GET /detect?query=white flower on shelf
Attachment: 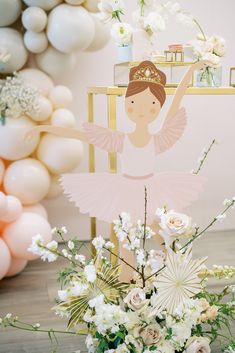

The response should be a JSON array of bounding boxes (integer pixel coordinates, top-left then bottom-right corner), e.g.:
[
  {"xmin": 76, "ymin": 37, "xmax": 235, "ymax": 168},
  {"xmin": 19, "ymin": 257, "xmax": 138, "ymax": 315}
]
[
  {"xmin": 111, "ymin": 22, "xmax": 133, "ymax": 46},
  {"xmin": 176, "ymin": 11, "xmax": 195, "ymax": 27},
  {"xmin": 98, "ymin": 0, "xmax": 125, "ymax": 23},
  {"xmin": 143, "ymin": 11, "xmax": 166, "ymax": 34},
  {"xmin": 84, "ymin": 264, "xmax": 97, "ymax": 283}
]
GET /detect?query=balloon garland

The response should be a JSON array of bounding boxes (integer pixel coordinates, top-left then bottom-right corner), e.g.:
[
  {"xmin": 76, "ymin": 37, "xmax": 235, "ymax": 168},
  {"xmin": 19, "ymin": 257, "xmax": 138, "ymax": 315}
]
[
  {"xmin": 0, "ymin": 0, "xmax": 109, "ymax": 78},
  {"xmin": 0, "ymin": 68, "xmax": 83, "ymax": 279}
]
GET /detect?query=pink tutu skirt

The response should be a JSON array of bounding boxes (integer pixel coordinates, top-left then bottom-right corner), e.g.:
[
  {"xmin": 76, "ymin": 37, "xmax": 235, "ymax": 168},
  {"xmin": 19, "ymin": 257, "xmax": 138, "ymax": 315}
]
[{"xmin": 60, "ymin": 172, "xmax": 205, "ymax": 224}]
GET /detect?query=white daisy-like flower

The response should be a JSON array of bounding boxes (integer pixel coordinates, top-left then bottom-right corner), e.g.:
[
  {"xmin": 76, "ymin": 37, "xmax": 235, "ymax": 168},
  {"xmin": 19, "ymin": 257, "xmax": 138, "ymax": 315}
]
[
  {"xmin": 84, "ymin": 264, "xmax": 97, "ymax": 283},
  {"xmin": 151, "ymin": 247, "xmax": 207, "ymax": 315}
]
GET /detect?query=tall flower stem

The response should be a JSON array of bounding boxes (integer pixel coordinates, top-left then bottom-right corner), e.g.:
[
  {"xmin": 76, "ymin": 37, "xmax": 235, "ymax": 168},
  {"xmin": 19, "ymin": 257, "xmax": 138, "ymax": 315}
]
[
  {"xmin": 193, "ymin": 18, "xmax": 207, "ymax": 41},
  {"xmin": 192, "ymin": 139, "xmax": 217, "ymax": 175},
  {"xmin": 141, "ymin": 186, "xmax": 148, "ymax": 288}
]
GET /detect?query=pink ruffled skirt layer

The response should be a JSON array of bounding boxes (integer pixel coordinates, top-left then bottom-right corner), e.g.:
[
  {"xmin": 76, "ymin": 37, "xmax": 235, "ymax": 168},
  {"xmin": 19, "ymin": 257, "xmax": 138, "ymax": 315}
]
[{"xmin": 60, "ymin": 173, "xmax": 204, "ymax": 224}]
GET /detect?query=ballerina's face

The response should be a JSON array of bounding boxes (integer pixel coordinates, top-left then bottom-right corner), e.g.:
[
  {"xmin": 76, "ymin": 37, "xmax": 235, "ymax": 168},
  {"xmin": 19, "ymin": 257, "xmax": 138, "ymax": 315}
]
[{"xmin": 125, "ymin": 88, "xmax": 161, "ymax": 124}]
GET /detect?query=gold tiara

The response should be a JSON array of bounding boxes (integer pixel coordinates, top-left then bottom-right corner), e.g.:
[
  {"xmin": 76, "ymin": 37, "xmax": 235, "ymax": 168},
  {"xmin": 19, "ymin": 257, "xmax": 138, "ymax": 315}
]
[{"xmin": 130, "ymin": 66, "xmax": 164, "ymax": 85}]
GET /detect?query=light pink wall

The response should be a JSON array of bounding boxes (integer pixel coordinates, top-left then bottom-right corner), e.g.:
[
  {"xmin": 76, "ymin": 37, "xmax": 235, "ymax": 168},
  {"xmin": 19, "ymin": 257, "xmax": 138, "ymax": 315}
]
[{"xmin": 43, "ymin": 0, "xmax": 235, "ymax": 239}]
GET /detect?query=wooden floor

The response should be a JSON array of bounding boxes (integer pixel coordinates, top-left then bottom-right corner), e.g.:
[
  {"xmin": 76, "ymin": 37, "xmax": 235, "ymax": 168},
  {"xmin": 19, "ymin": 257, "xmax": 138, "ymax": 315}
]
[{"xmin": 0, "ymin": 230, "xmax": 234, "ymax": 353}]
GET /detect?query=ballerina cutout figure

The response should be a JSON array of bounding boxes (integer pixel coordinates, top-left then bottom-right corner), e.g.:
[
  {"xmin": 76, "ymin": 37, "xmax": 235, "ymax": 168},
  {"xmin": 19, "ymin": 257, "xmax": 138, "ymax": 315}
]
[{"xmin": 26, "ymin": 60, "xmax": 209, "ymax": 225}]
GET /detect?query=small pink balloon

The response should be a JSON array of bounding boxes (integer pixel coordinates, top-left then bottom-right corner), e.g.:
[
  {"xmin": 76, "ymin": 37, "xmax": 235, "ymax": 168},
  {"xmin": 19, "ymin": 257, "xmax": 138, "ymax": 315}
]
[
  {"xmin": 0, "ymin": 238, "xmax": 11, "ymax": 280},
  {"xmin": 2, "ymin": 212, "xmax": 52, "ymax": 260},
  {"xmin": 5, "ymin": 257, "xmax": 28, "ymax": 277},
  {"xmin": 23, "ymin": 203, "xmax": 48, "ymax": 220},
  {"xmin": 0, "ymin": 191, "xmax": 7, "ymax": 216},
  {"xmin": 1, "ymin": 195, "xmax": 23, "ymax": 222},
  {"xmin": 0, "ymin": 159, "xmax": 5, "ymax": 185}
]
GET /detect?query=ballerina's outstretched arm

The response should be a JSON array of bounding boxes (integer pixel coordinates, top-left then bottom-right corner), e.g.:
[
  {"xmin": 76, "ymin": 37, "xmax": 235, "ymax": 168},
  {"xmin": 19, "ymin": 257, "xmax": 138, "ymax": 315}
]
[
  {"xmin": 25, "ymin": 123, "xmax": 125, "ymax": 153},
  {"xmin": 165, "ymin": 60, "xmax": 211, "ymax": 120}
]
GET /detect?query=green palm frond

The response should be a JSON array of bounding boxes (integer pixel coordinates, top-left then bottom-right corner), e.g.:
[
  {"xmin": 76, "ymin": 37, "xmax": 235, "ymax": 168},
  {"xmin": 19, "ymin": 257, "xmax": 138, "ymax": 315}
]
[{"xmin": 53, "ymin": 262, "xmax": 129, "ymax": 328}]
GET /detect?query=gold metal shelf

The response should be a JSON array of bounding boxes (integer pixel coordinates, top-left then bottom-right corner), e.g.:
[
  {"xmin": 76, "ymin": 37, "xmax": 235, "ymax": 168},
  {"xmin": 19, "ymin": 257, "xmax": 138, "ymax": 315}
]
[{"xmin": 88, "ymin": 86, "xmax": 235, "ymax": 96}]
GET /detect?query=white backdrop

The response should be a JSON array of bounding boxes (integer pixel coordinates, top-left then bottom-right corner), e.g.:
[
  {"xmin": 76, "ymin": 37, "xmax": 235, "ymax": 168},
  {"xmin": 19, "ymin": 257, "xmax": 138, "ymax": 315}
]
[{"xmin": 43, "ymin": 0, "xmax": 235, "ymax": 240}]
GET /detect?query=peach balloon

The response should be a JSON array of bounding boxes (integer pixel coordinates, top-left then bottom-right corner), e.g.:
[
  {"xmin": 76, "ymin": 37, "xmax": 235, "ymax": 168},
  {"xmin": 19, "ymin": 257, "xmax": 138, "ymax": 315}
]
[
  {"xmin": 51, "ymin": 108, "xmax": 76, "ymax": 128},
  {"xmin": 5, "ymin": 258, "xmax": 28, "ymax": 277},
  {"xmin": 46, "ymin": 175, "xmax": 63, "ymax": 199},
  {"xmin": 0, "ymin": 221, "xmax": 5, "ymax": 233},
  {"xmin": 19, "ymin": 68, "xmax": 54, "ymax": 96},
  {"xmin": 37, "ymin": 134, "xmax": 83, "ymax": 174},
  {"xmin": 2, "ymin": 212, "xmax": 52, "ymax": 260},
  {"xmin": 0, "ymin": 238, "xmax": 11, "ymax": 280},
  {"xmin": 1, "ymin": 195, "xmax": 23, "ymax": 223},
  {"xmin": 23, "ymin": 203, "xmax": 48, "ymax": 220},
  {"xmin": 0, "ymin": 159, "xmax": 5, "ymax": 185},
  {"xmin": 0, "ymin": 191, "xmax": 7, "ymax": 216},
  {"xmin": 49, "ymin": 85, "xmax": 73, "ymax": 109},
  {"xmin": 29, "ymin": 96, "xmax": 53, "ymax": 122},
  {"xmin": 0, "ymin": 116, "xmax": 39, "ymax": 161},
  {"xmin": 4, "ymin": 158, "xmax": 50, "ymax": 205}
]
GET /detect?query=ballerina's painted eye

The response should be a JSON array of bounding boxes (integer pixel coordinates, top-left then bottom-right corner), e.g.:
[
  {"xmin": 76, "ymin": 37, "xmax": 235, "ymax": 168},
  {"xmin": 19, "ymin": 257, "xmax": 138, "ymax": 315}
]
[
  {"xmin": 153, "ymin": 101, "xmax": 156, "ymax": 104},
  {"xmin": 131, "ymin": 101, "xmax": 134, "ymax": 104}
]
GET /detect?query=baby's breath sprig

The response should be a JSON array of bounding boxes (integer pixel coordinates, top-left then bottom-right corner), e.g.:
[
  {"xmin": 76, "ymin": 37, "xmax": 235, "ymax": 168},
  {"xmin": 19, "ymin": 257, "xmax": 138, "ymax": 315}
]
[{"xmin": 192, "ymin": 139, "xmax": 217, "ymax": 175}]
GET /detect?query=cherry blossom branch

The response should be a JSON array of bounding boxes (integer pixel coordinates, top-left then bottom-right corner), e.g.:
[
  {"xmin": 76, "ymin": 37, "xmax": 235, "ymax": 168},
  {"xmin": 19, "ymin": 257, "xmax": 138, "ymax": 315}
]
[{"xmin": 192, "ymin": 139, "xmax": 217, "ymax": 175}]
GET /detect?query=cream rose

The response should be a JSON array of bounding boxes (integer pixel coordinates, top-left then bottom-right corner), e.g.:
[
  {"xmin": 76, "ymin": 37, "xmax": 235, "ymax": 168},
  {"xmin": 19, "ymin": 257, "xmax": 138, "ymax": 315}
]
[
  {"xmin": 133, "ymin": 323, "xmax": 163, "ymax": 346},
  {"xmin": 206, "ymin": 305, "xmax": 219, "ymax": 320},
  {"xmin": 185, "ymin": 336, "xmax": 211, "ymax": 353},
  {"xmin": 199, "ymin": 298, "xmax": 210, "ymax": 311},
  {"xmin": 124, "ymin": 288, "xmax": 148, "ymax": 311}
]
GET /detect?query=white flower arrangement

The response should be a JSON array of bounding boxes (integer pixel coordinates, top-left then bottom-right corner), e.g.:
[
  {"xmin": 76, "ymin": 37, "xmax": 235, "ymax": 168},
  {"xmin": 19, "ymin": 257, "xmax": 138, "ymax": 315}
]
[
  {"xmin": 0, "ymin": 73, "xmax": 40, "ymax": 125},
  {"xmin": 1, "ymin": 189, "xmax": 235, "ymax": 353},
  {"xmin": 111, "ymin": 22, "xmax": 134, "ymax": 46}
]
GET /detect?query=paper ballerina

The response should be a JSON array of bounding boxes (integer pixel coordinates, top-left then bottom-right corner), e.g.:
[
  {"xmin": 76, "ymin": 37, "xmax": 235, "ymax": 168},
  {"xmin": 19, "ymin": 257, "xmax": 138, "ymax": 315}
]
[{"xmin": 26, "ymin": 60, "xmax": 209, "ymax": 225}]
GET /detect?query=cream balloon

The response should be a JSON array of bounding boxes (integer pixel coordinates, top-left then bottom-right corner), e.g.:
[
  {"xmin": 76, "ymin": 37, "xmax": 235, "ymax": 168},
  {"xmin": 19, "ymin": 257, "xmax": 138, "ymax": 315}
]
[
  {"xmin": 22, "ymin": 7, "xmax": 47, "ymax": 32},
  {"xmin": 0, "ymin": 0, "xmax": 22, "ymax": 27},
  {"xmin": 0, "ymin": 239, "xmax": 11, "ymax": 280},
  {"xmin": 0, "ymin": 116, "xmax": 39, "ymax": 161},
  {"xmin": 24, "ymin": 31, "xmax": 48, "ymax": 54},
  {"xmin": 23, "ymin": 0, "xmax": 62, "ymax": 11},
  {"xmin": 0, "ymin": 191, "xmax": 7, "ymax": 216},
  {"xmin": 0, "ymin": 28, "xmax": 28, "ymax": 74},
  {"xmin": 86, "ymin": 14, "xmax": 110, "ymax": 52},
  {"xmin": 23, "ymin": 203, "xmax": 48, "ymax": 220},
  {"xmin": 0, "ymin": 159, "xmax": 5, "ymax": 185},
  {"xmin": 19, "ymin": 68, "xmax": 54, "ymax": 96},
  {"xmin": 46, "ymin": 175, "xmax": 63, "ymax": 199},
  {"xmin": 83, "ymin": 0, "xmax": 99, "ymax": 12},
  {"xmin": 49, "ymin": 86, "xmax": 73, "ymax": 109},
  {"xmin": 51, "ymin": 109, "xmax": 76, "ymax": 128},
  {"xmin": 47, "ymin": 4, "xmax": 95, "ymax": 53},
  {"xmin": 1, "ymin": 195, "xmax": 22, "ymax": 223},
  {"xmin": 4, "ymin": 158, "xmax": 50, "ymax": 205},
  {"xmin": 29, "ymin": 96, "xmax": 53, "ymax": 121},
  {"xmin": 5, "ymin": 258, "xmax": 28, "ymax": 277},
  {"xmin": 35, "ymin": 46, "xmax": 76, "ymax": 78},
  {"xmin": 37, "ymin": 134, "xmax": 83, "ymax": 174},
  {"xmin": 65, "ymin": 0, "xmax": 85, "ymax": 4},
  {"xmin": 2, "ymin": 212, "xmax": 52, "ymax": 260}
]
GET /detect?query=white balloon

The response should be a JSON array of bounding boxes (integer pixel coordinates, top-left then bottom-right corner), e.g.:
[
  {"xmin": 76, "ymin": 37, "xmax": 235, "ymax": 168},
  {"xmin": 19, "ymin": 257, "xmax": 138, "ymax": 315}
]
[
  {"xmin": 51, "ymin": 108, "xmax": 76, "ymax": 128},
  {"xmin": 47, "ymin": 4, "xmax": 95, "ymax": 53},
  {"xmin": 0, "ymin": 116, "xmax": 39, "ymax": 161},
  {"xmin": 83, "ymin": 0, "xmax": 99, "ymax": 12},
  {"xmin": 37, "ymin": 134, "xmax": 83, "ymax": 174},
  {"xmin": 4, "ymin": 158, "xmax": 50, "ymax": 205},
  {"xmin": 24, "ymin": 31, "xmax": 48, "ymax": 54},
  {"xmin": 29, "ymin": 96, "xmax": 53, "ymax": 121},
  {"xmin": 23, "ymin": 203, "xmax": 48, "ymax": 219},
  {"xmin": 0, "ymin": 28, "xmax": 28, "ymax": 74},
  {"xmin": 46, "ymin": 175, "xmax": 63, "ymax": 198},
  {"xmin": 86, "ymin": 14, "xmax": 110, "ymax": 52},
  {"xmin": 65, "ymin": 0, "xmax": 85, "ymax": 4},
  {"xmin": 1, "ymin": 195, "xmax": 23, "ymax": 223},
  {"xmin": 19, "ymin": 68, "xmax": 54, "ymax": 96},
  {"xmin": 23, "ymin": 0, "xmax": 62, "ymax": 11},
  {"xmin": 0, "ymin": 0, "xmax": 22, "ymax": 27},
  {"xmin": 22, "ymin": 7, "xmax": 47, "ymax": 32},
  {"xmin": 35, "ymin": 46, "xmax": 76, "ymax": 78},
  {"xmin": 0, "ymin": 159, "xmax": 5, "ymax": 185},
  {"xmin": 49, "ymin": 86, "xmax": 73, "ymax": 109}
]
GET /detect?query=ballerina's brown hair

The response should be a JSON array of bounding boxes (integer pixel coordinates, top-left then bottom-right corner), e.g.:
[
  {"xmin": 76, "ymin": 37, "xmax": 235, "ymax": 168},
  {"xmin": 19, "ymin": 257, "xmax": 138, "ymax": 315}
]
[{"xmin": 125, "ymin": 61, "xmax": 166, "ymax": 107}]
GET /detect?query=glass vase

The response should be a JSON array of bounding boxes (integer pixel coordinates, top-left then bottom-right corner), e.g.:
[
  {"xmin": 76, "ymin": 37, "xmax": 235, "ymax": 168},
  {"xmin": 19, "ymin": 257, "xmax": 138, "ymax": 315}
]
[
  {"xmin": 196, "ymin": 66, "xmax": 222, "ymax": 87},
  {"xmin": 117, "ymin": 45, "xmax": 133, "ymax": 63}
]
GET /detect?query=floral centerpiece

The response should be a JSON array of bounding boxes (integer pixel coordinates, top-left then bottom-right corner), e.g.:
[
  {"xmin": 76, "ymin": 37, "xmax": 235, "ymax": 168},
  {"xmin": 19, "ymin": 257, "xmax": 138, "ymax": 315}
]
[{"xmin": 1, "ymin": 187, "xmax": 235, "ymax": 353}]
